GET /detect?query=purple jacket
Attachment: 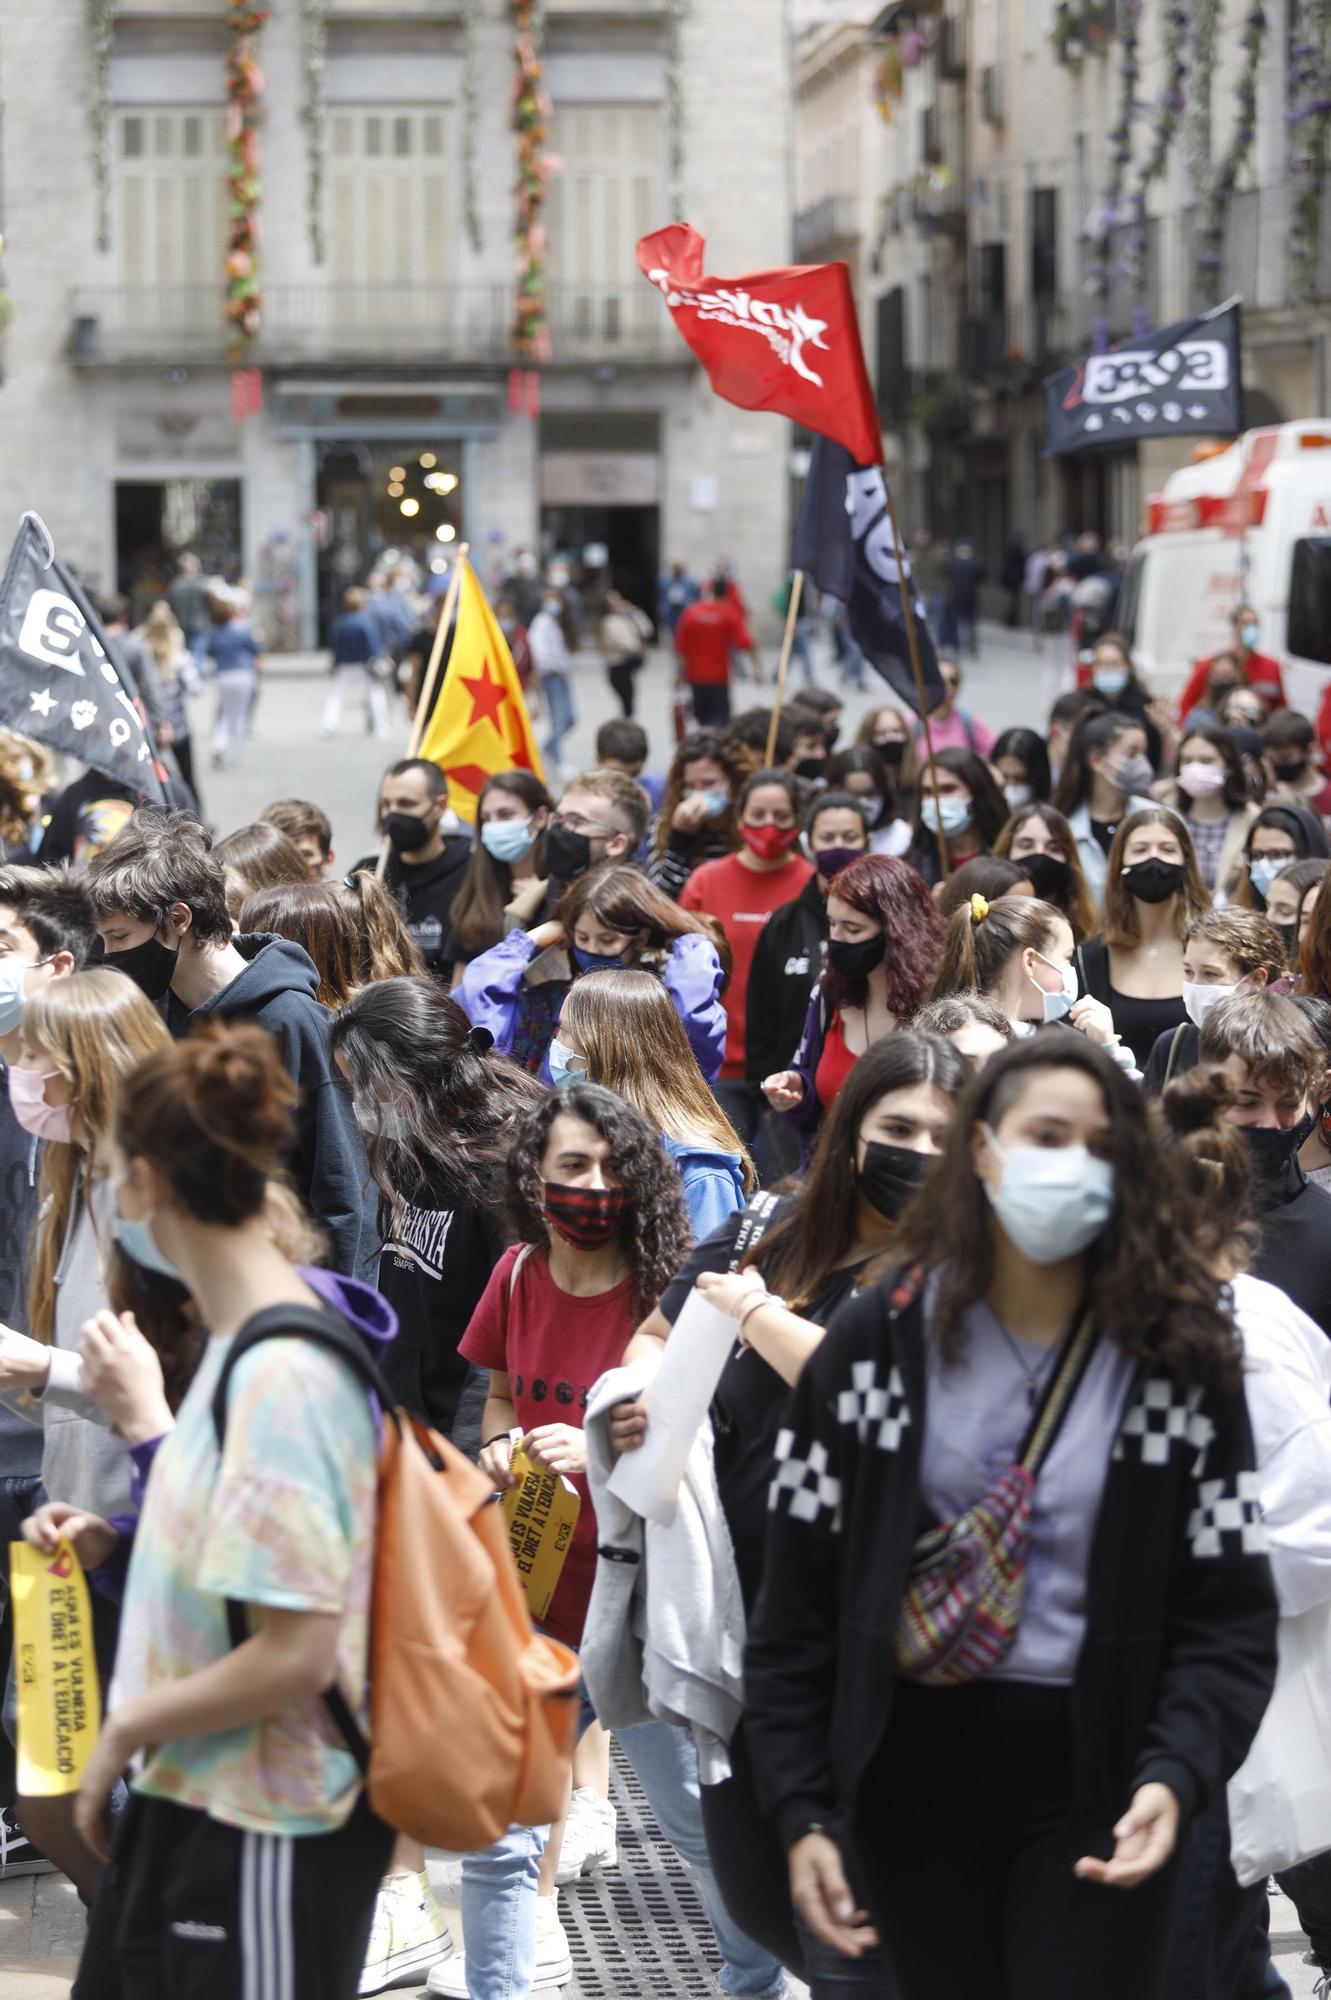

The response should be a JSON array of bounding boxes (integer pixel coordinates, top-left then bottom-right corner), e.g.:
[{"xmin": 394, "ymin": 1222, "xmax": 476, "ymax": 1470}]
[
  {"xmin": 457, "ymin": 928, "xmax": 726, "ymax": 1084},
  {"xmin": 92, "ymin": 1266, "xmax": 397, "ymax": 1602}
]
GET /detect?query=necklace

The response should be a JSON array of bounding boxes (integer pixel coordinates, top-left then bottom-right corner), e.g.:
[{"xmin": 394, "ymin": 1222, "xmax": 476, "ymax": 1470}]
[{"xmin": 992, "ymin": 1315, "xmax": 1059, "ymax": 1407}]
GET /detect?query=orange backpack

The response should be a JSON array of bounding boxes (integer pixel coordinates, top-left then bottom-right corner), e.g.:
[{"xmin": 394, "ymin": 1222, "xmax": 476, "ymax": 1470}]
[{"xmin": 213, "ymin": 1304, "xmax": 581, "ymax": 1849}]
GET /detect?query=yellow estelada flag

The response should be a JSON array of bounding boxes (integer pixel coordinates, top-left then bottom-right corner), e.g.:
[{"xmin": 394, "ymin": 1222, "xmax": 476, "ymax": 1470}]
[{"xmin": 417, "ymin": 557, "xmax": 545, "ymax": 823}]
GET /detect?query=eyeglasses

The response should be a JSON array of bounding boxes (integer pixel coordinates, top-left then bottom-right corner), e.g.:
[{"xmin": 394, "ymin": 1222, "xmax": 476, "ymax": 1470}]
[{"xmin": 555, "ymin": 811, "xmax": 618, "ymax": 837}]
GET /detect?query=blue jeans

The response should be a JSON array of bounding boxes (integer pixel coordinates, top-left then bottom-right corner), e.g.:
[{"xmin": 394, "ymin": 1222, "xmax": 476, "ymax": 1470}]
[
  {"xmin": 541, "ymin": 672, "xmax": 575, "ymax": 765},
  {"xmin": 460, "ymin": 1821, "xmax": 548, "ymax": 2000}
]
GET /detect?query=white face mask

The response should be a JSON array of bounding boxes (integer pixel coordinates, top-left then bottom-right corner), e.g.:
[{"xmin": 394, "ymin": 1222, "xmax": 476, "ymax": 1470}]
[
  {"xmin": 1177, "ymin": 761, "xmax": 1227, "ymax": 799},
  {"xmin": 1028, "ymin": 949, "xmax": 1078, "ymax": 1024},
  {"xmin": 1004, "ymin": 782, "xmax": 1034, "ymax": 812},
  {"xmin": 1183, "ymin": 980, "xmax": 1236, "ymax": 1030},
  {"xmin": 980, "ymin": 1125, "xmax": 1116, "ymax": 1264}
]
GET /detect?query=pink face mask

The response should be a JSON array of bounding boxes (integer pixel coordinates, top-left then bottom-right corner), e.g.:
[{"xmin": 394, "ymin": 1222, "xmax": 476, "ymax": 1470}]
[{"xmin": 8, "ymin": 1065, "xmax": 73, "ymax": 1144}]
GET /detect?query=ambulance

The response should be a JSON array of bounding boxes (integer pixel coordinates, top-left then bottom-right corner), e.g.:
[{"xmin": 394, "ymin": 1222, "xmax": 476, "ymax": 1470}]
[{"xmin": 1118, "ymin": 421, "xmax": 1331, "ymax": 712}]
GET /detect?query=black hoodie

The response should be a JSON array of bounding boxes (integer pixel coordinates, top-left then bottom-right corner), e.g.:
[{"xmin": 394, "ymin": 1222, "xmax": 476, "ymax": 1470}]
[
  {"xmin": 744, "ymin": 870, "xmax": 828, "ymax": 1085},
  {"xmin": 349, "ymin": 837, "xmax": 472, "ymax": 975},
  {"xmin": 163, "ymin": 934, "xmax": 377, "ymax": 1278}
]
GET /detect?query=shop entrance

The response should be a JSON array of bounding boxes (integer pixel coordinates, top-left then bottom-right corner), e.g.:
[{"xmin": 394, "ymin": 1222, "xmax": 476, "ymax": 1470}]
[
  {"xmin": 114, "ymin": 479, "xmax": 242, "ymax": 621},
  {"xmin": 539, "ymin": 505, "xmax": 660, "ymax": 625},
  {"xmin": 314, "ymin": 441, "xmax": 464, "ymax": 641}
]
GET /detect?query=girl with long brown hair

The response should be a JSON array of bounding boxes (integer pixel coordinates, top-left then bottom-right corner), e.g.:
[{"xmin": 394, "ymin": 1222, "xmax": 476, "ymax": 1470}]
[
  {"xmin": 239, "ymin": 879, "xmax": 361, "ymax": 1008},
  {"xmin": 556, "ymin": 969, "xmax": 754, "ymax": 1239},
  {"xmin": 1077, "ymin": 806, "xmax": 1211, "ymax": 1070},
  {"xmin": 448, "ymin": 770, "xmax": 553, "ymax": 968},
  {"xmin": 333, "ymin": 870, "xmax": 426, "ymax": 984},
  {"xmin": 994, "ymin": 801, "xmax": 1099, "ymax": 942}
]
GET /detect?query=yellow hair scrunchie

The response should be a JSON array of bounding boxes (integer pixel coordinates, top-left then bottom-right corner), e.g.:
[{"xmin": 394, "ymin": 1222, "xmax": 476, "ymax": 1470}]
[{"xmin": 970, "ymin": 893, "xmax": 990, "ymax": 924}]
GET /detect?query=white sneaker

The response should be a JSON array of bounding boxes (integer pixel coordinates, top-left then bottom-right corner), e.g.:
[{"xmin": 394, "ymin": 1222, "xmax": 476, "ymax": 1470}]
[
  {"xmin": 360, "ymin": 1870, "xmax": 455, "ymax": 1995},
  {"xmin": 554, "ymin": 1787, "xmax": 618, "ymax": 1885},
  {"xmin": 427, "ymin": 1898, "xmax": 571, "ymax": 1997}
]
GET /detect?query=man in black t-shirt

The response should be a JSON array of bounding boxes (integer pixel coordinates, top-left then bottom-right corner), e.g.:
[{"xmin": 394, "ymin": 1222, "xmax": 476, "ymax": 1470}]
[{"xmin": 350, "ymin": 759, "xmax": 470, "ymax": 978}]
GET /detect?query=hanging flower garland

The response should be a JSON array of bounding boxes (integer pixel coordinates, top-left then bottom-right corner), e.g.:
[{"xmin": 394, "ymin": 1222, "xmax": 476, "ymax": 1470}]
[
  {"xmin": 89, "ymin": 0, "xmax": 114, "ymax": 253},
  {"xmin": 1287, "ymin": 0, "xmax": 1331, "ymax": 303},
  {"xmin": 1195, "ymin": 2, "xmax": 1266, "ymax": 301},
  {"xmin": 666, "ymin": 0, "xmax": 687, "ymax": 218},
  {"xmin": 513, "ymin": 0, "xmax": 553, "ymax": 361},
  {"xmin": 1122, "ymin": 0, "xmax": 1187, "ymax": 297},
  {"xmin": 1087, "ymin": 0, "xmax": 1141, "ymax": 302},
  {"xmin": 225, "ymin": 2, "xmax": 267, "ymax": 356},
  {"xmin": 1184, "ymin": 0, "xmax": 1221, "ymax": 198},
  {"xmin": 462, "ymin": 0, "xmax": 483, "ymax": 254},
  {"xmin": 300, "ymin": 0, "xmax": 328, "ymax": 265}
]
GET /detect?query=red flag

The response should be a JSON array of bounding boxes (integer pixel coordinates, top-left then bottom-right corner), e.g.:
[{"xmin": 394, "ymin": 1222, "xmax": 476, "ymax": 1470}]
[{"xmin": 637, "ymin": 223, "xmax": 882, "ymax": 467}]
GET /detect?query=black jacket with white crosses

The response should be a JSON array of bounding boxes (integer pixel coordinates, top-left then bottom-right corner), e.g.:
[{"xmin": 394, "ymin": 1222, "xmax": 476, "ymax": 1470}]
[{"xmin": 743, "ymin": 1269, "xmax": 1279, "ymax": 1855}]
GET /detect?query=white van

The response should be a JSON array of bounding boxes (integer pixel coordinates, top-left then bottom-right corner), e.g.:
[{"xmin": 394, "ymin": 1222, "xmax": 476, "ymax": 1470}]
[{"xmin": 1118, "ymin": 422, "xmax": 1331, "ymax": 711}]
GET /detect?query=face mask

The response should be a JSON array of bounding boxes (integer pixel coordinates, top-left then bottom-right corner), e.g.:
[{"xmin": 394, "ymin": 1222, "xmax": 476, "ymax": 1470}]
[
  {"xmin": 794, "ymin": 756, "xmax": 826, "ymax": 783},
  {"xmin": 826, "ymin": 932, "xmax": 886, "ymax": 981},
  {"xmin": 691, "ymin": 789, "xmax": 731, "ymax": 820},
  {"xmin": 353, "ymin": 1097, "xmax": 411, "ymax": 1142},
  {"xmin": 858, "ymin": 1140, "xmax": 928, "ymax": 1220},
  {"xmin": 383, "ymin": 810, "xmax": 434, "ymax": 855},
  {"xmin": 1182, "ymin": 980, "xmax": 1236, "ymax": 1031},
  {"xmin": 1271, "ymin": 759, "xmax": 1308, "ymax": 786},
  {"xmin": 1241, "ymin": 622, "xmax": 1261, "ymax": 648},
  {"xmin": 545, "ymin": 820, "xmax": 593, "ymax": 882},
  {"xmin": 0, "ymin": 960, "xmax": 26, "ymax": 1037},
  {"xmin": 740, "ymin": 822, "xmax": 800, "ymax": 863},
  {"xmin": 480, "ymin": 817, "xmax": 536, "ymax": 865},
  {"xmin": 1242, "ymin": 1114, "xmax": 1314, "ymax": 1183},
  {"xmin": 1177, "ymin": 761, "xmax": 1226, "ymax": 799},
  {"xmin": 547, "ymin": 1037, "xmax": 585, "ymax": 1089},
  {"xmin": 813, "ymin": 845, "xmax": 864, "ymax": 881},
  {"xmin": 981, "ymin": 1126, "xmax": 1115, "ymax": 1263},
  {"xmin": 112, "ymin": 1210, "xmax": 181, "ymax": 1282},
  {"xmin": 1273, "ymin": 919, "xmax": 1300, "ymax": 958},
  {"xmin": 1004, "ymin": 782, "xmax": 1033, "ymax": 812},
  {"xmin": 1092, "ymin": 666, "xmax": 1130, "ymax": 696},
  {"xmin": 1122, "ymin": 857, "xmax": 1186, "ymax": 904},
  {"xmin": 573, "ymin": 945, "xmax": 625, "ymax": 974},
  {"xmin": 1029, "ymin": 949, "xmax": 1078, "ymax": 1024},
  {"xmin": 543, "ymin": 1179, "xmax": 630, "ymax": 1250},
  {"xmin": 920, "ymin": 796, "xmax": 972, "ymax": 838},
  {"xmin": 104, "ymin": 933, "xmax": 180, "ymax": 1003},
  {"xmin": 8, "ymin": 1066, "xmax": 73, "ymax": 1143},
  {"xmin": 1105, "ymin": 753, "xmax": 1154, "ymax": 796},
  {"xmin": 1249, "ymin": 856, "xmax": 1292, "ymax": 901},
  {"xmin": 1019, "ymin": 852, "xmax": 1071, "ymax": 904},
  {"xmin": 875, "ymin": 740, "xmax": 906, "ymax": 768},
  {"xmin": 858, "ymin": 794, "xmax": 886, "ymax": 827}
]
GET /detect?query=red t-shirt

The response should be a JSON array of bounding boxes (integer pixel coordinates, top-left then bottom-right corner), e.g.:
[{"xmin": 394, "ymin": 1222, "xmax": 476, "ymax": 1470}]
[
  {"xmin": 815, "ymin": 1007, "xmax": 858, "ymax": 1110},
  {"xmin": 1177, "ymin": 648, "xmax": 1287, "ymax": 723},
  {"xmin": 459, "ymin": 1242, "xmax": 635, "ymax": 1646},
  {"xmin": 680, "ymin": 851, "xmax": 814, "ymax": 1077},
  {"xmin": 674, "ymin": 599, "xmax": 753, "ymax": 685}
]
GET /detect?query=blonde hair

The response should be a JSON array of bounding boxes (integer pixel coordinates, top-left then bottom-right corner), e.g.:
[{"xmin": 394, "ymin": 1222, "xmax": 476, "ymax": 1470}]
[
  {"xmin": 23, "ymin": 969, "xmax": 172, "ymax": 1343},
  {"xmin": 560, "ymin": 970, "xmax": 756, "ymax": 1191},
  {"xmin": 141, "ymin": 600, "xmax": 185, "ymax": 675}
]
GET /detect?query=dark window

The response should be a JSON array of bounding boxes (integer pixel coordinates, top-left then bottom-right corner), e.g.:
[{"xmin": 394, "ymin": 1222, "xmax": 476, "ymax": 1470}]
[
  {"xmin": 1030, "ymin": 188, "xmax": 1058, "ymax": 297},
  {"xmin": 876, "ymin": 288, "xmax": 907, "ymax": 423},
  {"xmin": 1288, "ymin": 538, "xmax": 1331, "ymax": 665}
]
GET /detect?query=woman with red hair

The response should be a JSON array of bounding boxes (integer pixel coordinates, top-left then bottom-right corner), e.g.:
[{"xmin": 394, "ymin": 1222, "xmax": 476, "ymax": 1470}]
[{"xmin": 761, "ymin": 854, "xmax": 946, "ymax": 1150}]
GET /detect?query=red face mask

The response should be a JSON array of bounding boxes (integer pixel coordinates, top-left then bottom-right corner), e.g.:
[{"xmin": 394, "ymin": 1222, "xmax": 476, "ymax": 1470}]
[
  {"xmin": 543, "ymin": 1180, "xmax": 630, "ymax": 1250},
  {"xmin": 740, "ymin": 822, "xmax": 799, "ymax": 862}
]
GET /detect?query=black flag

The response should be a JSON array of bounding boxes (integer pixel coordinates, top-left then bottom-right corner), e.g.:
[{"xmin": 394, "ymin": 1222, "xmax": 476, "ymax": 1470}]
[
  {"xmin": 793, "ymin": 436, "xmax": 944, "ymax": 718},
  {"xmin": 0, "ymin": 515, "xmax": 165, "ymax": 801},
  {"xmin": 1044, "ymin": 303, "xmax": 1243, "ymax": 457}
]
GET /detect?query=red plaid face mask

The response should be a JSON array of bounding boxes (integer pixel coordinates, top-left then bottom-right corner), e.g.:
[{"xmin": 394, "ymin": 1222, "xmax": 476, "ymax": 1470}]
[{"xmin": 542, "ymin": 1180, "xmax": 630, "ymax": 1249}]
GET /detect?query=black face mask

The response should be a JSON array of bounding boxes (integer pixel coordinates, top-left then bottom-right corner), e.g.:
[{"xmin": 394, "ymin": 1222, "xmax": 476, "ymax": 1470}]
[
  {"xmin": 858, "ymin": 1140, "xmax": 928, "ymax": 1219},
  {"xmin": 544, "ymin": 821, "xmax": 593, "ymax": 883},
  {"xmin": 875, "ymin": 740, "xmax": 906, "ymax": 768},
  {"xmin": 794, "ymin": 756, "xmax": 826, "ymax": 783},
  {"xmin": 383, "ymin": 810, "xmax": 434, "ymax": 855},
  {"xmin": 1242, "ymin": 1114, "xmax": 1315, "ymax": 1185},
  {"xmin": 1273, "ymin": 919, "xmax": 1300, "ymax": 959},
  {"xmin": 104, "ymin": 934, "xmax": 180, "ymax": 1003},
  {"xmin": 826, "ymin": 933, "xmax": 886, "ymax": 981},
  {"xmin": 1020, "ymin": 852, "xmax": 1072, "ymax": 903},
  {"xmin": 1122, "ymin": 857, "xmax": 1186, "ymax": 904},
  {"xmin": 1271, "ymin": 759, "xmax": 1308, "ymax": 785}
]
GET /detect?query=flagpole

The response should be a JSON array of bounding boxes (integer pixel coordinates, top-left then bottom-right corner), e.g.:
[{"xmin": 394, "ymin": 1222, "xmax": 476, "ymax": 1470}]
[
  {"xmin": 764, "ymin": 569, "xmax": 805, "ymax": 768},
  {"xmin": 376, "ymin": 543, "xmax": 469, "ymax": 882},
  {"xmin": 882, "ymin": 494, "xmax": 949, "ymax": 881}
]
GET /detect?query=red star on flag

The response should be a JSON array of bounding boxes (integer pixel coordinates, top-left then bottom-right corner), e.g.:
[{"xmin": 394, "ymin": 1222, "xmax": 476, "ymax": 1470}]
[{"xmin": 460, "ymin": 656, "xmax": 508, "ymax": 732}]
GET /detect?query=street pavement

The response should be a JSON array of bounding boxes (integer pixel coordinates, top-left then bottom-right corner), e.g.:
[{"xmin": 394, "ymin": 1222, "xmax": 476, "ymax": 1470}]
[{"xmin": 5, "ymin": 617, "xmax": 1320, "ymax": 1995}]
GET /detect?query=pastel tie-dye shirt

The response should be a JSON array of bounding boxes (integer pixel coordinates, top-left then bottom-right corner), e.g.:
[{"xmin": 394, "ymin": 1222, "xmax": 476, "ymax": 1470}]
[{"xmin": 113, "ymin": 1329, "xmax": 377, "ymax": 1835}]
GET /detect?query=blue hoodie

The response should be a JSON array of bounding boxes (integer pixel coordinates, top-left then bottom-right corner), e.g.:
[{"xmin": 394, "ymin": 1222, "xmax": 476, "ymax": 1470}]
[{"xmin": 662, "ymin": 1135, "xmax": 747, "ymax": 1243}]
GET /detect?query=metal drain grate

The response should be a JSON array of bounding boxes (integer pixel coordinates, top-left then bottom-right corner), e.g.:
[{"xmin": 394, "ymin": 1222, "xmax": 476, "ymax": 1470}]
[{"xmin": 560, "ymin": 1747, "xmax": 722, "ymax": 1997}]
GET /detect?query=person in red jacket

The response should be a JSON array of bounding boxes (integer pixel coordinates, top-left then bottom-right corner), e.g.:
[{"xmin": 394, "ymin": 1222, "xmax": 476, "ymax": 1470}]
[
  {"xmin": 1177, "ymin": 603, "xmax": 1287, "ymax": 724},
  {"xmin": 674, "ymin": 575, "xmax": 753, "ymax": 729}
]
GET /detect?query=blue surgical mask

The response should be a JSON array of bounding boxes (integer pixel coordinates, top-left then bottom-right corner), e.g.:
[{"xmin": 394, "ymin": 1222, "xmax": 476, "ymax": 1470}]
[
  {"xmin": 573, "ymin": 946, "xmax": 625, "ymax": 974},
  {"xmin": 691, "ymin": 790, "xmax": 730, "ymax": 820},
  {"xmin": 113, "ymin": 1211, "xmax": 181, "ymax": 1282},
  {"xmin": 480, "ymin": 817, "xmax": 536, "ymax": 865},
  {"xmin": 1030, "ymin": 949, "xmax": 1079, "ymax": 1024},
  {"xmin": 980, "ymin": 1126, "xmax": 1115, "ymax": 1264},
  {"xmin": 0, "ymin": 960, "xmax": 26, "ymax": 1037},
  {"xmin": 1093, "ymin": 666, "xmax": 1130, "ymax": 697},
  {"xmin": 1241, "ymin": 622, "xmax": 1261, "ymax": 649},
  {"xmin": 1249, "ymin": 856, "xmax": 1292, "ymax": 901},
  {"xmin": 920, "ymin": 796, "xmax": 973, "ymax": 839},
  {"xmin": 548, "ymin": 1037, "xmax": 585, "ymax": 1089}
]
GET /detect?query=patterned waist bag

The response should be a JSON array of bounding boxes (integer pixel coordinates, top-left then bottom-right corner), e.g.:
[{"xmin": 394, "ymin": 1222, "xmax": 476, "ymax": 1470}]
[{"xmin": 893, "ymin": 1306, "xmax": 1098, "ymax": 1687}]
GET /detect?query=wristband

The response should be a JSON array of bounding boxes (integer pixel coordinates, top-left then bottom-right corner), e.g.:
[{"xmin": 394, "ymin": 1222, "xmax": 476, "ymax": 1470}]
[
  {"xmin": 737, "ymin": 1290, "xmax": 785, "ymax": 1346},
  {"xmin": 483, "ymin": 1429, "xmax": 518, "ymax": 1449}
]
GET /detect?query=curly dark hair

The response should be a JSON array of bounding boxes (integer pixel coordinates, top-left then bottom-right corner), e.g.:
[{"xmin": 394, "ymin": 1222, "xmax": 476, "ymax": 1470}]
[
  {"xmin": 890, "ymin": 1035, "xmax": 1241, "ymax": 1390},
  {"xmin": 652, "ymin": 731, "xmax": 748, "ymax": 863},
  {"xmin": 821, "ymin": 854, "xmax": 947, "ymax": 1014},
  {"xmin": 505, "ymin": 1081, "xmax": 690, "ymax": 1320}
]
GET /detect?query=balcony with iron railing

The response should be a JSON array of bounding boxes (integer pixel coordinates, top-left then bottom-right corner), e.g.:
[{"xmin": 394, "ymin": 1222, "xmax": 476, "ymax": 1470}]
[
  {"xmin": 792, "ymin": 193, "xmax": 862, "ymax": 260},
  {"xmin": 67, "ymin": 283, "xmax": 683, "ymax": 370}
]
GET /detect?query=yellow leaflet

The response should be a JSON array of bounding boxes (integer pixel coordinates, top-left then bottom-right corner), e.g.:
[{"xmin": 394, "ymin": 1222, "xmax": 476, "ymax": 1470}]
[
  {"xmin": 499, "ymin": 1450, "xmax": 581, "ymax": 1622},
  {"xmin": 9, "ymin": 1539, "xmax": 101, "ymax": 1797}
]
